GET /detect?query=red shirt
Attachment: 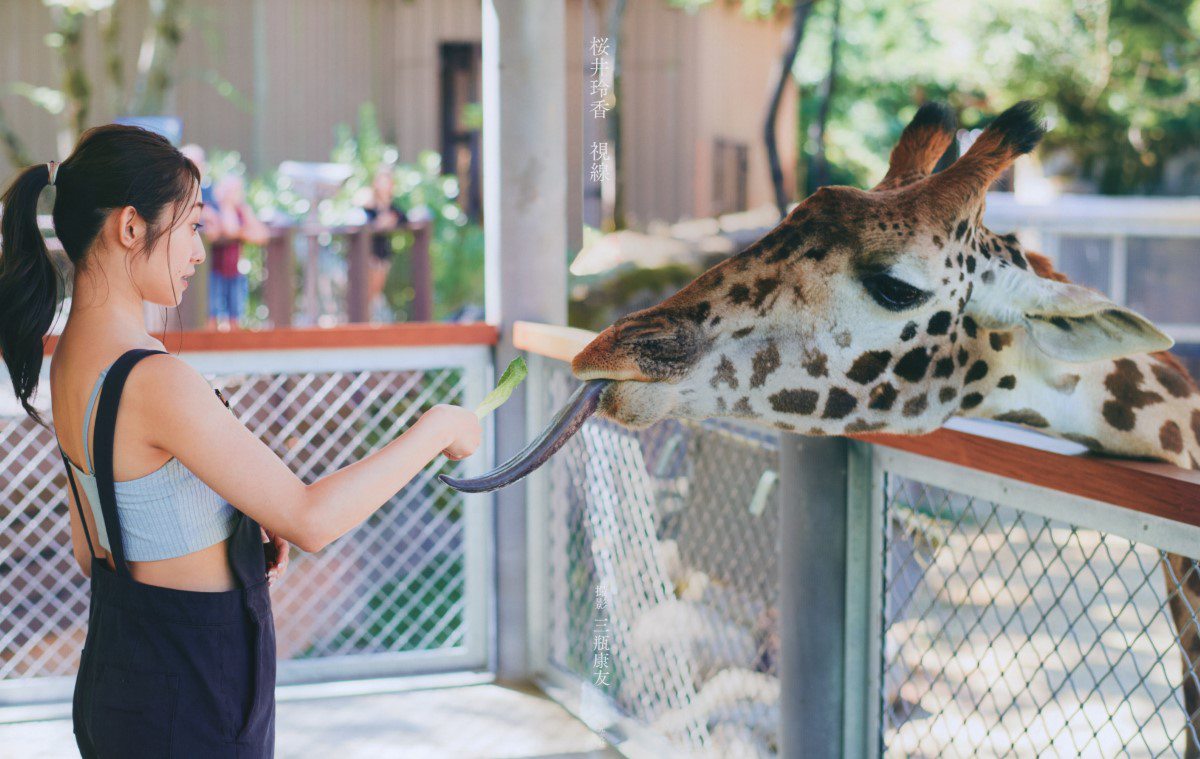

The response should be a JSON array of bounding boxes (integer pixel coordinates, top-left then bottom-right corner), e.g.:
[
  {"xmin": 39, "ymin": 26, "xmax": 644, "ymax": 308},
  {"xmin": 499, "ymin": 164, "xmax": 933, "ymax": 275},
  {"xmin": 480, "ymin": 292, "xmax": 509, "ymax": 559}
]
[{"xmin": 211, "ymin": 206, "xmax": 248, "ymax": 277}]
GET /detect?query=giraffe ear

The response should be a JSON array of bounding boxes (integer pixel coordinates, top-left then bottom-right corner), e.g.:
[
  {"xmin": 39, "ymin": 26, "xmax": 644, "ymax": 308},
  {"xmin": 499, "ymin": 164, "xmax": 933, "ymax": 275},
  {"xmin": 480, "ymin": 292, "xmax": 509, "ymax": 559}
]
[
  {"xmin": 873, "ymin": 102, "xmax": 957, "ymax": 191},
  {"xmin": 967, "ymin": 263, "xmax": 1174, "ymax": 362}
]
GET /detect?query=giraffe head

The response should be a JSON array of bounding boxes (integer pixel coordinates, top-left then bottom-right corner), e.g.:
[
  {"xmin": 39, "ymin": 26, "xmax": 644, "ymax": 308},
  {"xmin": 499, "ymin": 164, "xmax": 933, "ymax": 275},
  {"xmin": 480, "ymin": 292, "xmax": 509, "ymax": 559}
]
[
  {"xmin": 442, "ymin": 101, "xmax": 1173, "ymax": 493},
  {"xmin": 570, "ymin": 100, "xmax": 1171, "ymax": 434}
]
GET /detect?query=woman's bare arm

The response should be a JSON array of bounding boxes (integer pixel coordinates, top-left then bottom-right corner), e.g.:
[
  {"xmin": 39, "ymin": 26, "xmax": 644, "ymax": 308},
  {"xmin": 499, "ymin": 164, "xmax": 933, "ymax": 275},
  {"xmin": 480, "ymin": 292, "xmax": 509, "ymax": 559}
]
[{"xmin": 130, "ymin": 354, "xmax": 481, "ymax": 552}]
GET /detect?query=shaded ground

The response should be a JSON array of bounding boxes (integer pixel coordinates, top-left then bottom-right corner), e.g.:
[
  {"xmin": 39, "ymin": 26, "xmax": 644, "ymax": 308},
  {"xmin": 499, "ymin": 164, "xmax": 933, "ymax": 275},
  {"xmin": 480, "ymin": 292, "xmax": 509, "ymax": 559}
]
[{"xmin": 0, "ymin": 682, "xmax": 620, "ymax": 758}]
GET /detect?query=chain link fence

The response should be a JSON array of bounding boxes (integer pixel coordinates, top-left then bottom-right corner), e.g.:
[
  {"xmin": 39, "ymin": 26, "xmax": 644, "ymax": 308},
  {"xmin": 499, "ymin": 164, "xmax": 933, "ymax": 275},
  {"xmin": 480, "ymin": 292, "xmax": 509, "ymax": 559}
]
[
  {"xmin": 878, "ymin": 455, "xmax": 1200, "ymax": 758},
  {"xmin": 0, "ymin": 346, "xmax": 491, "ymax": 702},
  {"xmin": 534, "ymin": 360, "xmax": 782, "ymax": 757},
  {"xmin": 526, "ymin": 350, "xmax": 1200, "ymax": 759}
]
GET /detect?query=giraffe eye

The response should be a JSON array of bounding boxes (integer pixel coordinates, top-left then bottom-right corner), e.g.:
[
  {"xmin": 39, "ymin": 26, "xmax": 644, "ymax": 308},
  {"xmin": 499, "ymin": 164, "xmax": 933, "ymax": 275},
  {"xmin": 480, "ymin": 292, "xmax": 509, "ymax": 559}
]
[{"xmin": 862, "ymin": 273, "xmax": 931, "ymax": 311}]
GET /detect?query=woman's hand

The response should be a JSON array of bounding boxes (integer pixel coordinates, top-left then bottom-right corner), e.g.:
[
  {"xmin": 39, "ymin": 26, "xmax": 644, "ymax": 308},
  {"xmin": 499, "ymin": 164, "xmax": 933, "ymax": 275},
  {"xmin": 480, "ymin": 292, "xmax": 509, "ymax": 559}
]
[
  {"xmin": 420, "ymin": 404, "xmax": 483, "ymax": 461},
  {"xmin": 261, "ymin": 525, "xmax": 290, "ymax": 586}
]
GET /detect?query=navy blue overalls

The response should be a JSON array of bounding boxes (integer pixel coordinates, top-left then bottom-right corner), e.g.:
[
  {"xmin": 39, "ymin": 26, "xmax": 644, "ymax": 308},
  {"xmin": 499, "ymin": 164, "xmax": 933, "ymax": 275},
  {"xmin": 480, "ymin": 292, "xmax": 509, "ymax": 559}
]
[{"xmin": 60, "ymin": 348, "xmax": 276, "ymax": 758}]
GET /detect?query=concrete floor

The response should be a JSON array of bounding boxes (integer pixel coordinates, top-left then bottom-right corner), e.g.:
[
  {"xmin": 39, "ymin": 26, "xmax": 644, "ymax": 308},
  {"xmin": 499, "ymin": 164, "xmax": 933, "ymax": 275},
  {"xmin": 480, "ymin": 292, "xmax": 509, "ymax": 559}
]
[{"xmin": 0, "ymin": 681, "xmax": 621, "ymax": 758}]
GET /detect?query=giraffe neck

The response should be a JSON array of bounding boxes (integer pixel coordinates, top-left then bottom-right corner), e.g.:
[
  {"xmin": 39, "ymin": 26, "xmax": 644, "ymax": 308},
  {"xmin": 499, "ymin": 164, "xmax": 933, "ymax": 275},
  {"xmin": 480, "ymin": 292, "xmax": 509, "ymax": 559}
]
[{"xmin": 963, "ymin": 329, "xmax": 1200, "ymax": 471}]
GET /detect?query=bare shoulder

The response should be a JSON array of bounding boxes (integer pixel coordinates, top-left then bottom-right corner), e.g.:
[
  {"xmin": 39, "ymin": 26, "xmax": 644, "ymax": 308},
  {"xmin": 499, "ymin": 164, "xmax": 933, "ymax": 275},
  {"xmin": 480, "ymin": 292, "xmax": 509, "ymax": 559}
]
[
  {"xmin": 124, "ymin": 353, "xmax": 220, "ymax": 419},
  {"xmin": 126, "ymin": 351, "xmax": 207, "ymax": 389}
]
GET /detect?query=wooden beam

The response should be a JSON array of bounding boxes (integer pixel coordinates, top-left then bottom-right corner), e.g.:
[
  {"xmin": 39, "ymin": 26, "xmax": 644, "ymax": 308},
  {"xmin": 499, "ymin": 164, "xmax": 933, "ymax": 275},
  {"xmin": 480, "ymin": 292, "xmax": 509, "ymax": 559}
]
[{"xmin": 40, "ymin": 322, "xmax": 498, "ymax": 355}]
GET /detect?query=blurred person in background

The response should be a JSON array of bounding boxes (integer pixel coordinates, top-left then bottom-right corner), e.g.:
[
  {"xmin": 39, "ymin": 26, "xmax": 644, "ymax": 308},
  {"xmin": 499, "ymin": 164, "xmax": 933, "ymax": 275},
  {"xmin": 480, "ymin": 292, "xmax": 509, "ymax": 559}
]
[
  {"xmin": 359, "ymin": 165, "xmax": 408, "ymax": 322},
  {"xmin": 206, "ymin": 174, "xmax": 267, "ymax": 331}
]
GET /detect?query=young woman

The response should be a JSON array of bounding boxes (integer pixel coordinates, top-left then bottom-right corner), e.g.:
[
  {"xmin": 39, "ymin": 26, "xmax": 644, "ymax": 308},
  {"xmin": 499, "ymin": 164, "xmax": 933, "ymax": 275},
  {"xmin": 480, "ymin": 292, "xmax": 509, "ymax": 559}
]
[{"xmin": 0, "ymin": 125, "xmax": 483, "ymax": 757}]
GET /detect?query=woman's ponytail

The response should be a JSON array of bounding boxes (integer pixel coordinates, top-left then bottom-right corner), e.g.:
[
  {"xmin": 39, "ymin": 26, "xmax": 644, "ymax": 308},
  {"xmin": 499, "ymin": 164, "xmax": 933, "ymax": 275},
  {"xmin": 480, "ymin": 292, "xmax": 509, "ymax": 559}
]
[
  {"xmin": 0, "ymin": 163, "xmax": 59, "ymax": 428},
  {"xmin": 0, "ymin": 126, "xmax": 198, "ymax": 428}
]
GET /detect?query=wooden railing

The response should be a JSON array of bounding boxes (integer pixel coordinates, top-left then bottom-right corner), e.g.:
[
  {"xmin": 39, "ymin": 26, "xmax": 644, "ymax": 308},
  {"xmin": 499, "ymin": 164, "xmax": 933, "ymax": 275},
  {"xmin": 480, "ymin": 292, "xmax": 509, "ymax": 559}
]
[
  {"xmin": 42, "ymin": 217, "xmax": 433, "ymax": 330},
  {"xmin": 42, "ymin": 322, "xmax": 498, "ymax": 355},
  {"xmin": 259, "ymin": 220, "xmax": 434, "ymax": 329},
  {"xmin": 513, "ymin": 320, "xmax": 1200, "ymax": 528}
]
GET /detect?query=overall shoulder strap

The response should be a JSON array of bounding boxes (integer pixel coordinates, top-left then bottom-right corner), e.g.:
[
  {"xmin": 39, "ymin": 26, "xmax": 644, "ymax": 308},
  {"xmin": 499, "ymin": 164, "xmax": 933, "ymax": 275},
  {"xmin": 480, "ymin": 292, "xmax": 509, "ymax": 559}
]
[
  {"xmin": 59, "ymin": 445, "xmax": 98, "ymax": 563},
  {"xmin": 91, "ymin": 348, "xmax": 168, "ymax": 576}
]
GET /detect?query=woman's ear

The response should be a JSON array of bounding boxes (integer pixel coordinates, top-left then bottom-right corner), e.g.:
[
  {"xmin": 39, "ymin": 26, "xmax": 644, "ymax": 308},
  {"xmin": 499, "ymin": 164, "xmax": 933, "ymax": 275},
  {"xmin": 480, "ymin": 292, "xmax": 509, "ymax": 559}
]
[
  {"xmin": 116, "ymin": 206, "xmax": 143, "ymax": 249},
  {"xmin": 967, "ymin": 258, "xmax": 1173, "ymax": 362}
]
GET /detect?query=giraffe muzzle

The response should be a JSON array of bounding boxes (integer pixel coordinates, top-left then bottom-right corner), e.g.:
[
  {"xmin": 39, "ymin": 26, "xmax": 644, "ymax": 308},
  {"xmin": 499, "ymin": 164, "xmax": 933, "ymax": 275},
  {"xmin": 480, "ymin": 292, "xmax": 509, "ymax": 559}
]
[{"xmin": 438, "ymin": 379, "xmax": 611, "ymax": 493}]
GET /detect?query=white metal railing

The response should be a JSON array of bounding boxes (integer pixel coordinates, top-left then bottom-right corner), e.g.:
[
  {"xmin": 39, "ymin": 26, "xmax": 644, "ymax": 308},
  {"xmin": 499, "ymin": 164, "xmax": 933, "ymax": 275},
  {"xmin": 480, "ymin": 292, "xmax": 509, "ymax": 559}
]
[
  {"xmin": 860, "ymin": 441, "xmax": 1200, "ymax": 758},
  {"xmin": 0, "ymin": 339, "xmax": 494, "ymax": 708}
]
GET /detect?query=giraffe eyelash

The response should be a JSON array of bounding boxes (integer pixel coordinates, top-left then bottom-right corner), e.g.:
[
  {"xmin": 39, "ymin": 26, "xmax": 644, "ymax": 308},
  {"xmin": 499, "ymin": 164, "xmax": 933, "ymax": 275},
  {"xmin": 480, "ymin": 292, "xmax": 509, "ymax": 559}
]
[{"xmin": 861, "ymin": 272, "xmax": 932, "ymax": 312}]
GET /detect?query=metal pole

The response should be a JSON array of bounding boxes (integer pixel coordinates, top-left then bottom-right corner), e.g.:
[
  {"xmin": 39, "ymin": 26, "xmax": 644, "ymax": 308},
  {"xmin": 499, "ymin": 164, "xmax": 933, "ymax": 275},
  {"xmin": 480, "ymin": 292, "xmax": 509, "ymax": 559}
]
[
  {"xmin": 482, "ymin": 0, "xmax": 568, "ymax": 683},
  {"xmin": 778, "ymin": 434, "xmax": 848, "ymax": 759}
]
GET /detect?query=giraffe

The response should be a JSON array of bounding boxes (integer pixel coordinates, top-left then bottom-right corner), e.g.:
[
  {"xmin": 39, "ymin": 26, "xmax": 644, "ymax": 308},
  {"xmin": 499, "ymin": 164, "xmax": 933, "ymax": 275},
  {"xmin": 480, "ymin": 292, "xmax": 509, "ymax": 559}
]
[{"xmin": 445, "ymin": 100, "xmax": 1200, "ymax": 753}]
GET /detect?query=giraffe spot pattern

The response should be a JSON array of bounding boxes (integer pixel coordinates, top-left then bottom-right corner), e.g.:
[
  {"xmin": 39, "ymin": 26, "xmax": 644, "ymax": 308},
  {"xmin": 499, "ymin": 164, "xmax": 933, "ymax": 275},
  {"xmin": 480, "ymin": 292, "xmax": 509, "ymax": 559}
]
[
  {"xmin": 750, "ymin": 342, "xmax": 782, "ymax": 388},
  {"xmin": 845, "ymin": 419, "xmax": 887, "ymax": 433},
  {"xmin": 711, "ymin": 355, "xmax": 738, "ymax": 390},
  {"xmin": 927, "ymin": 311, "xmax": 952, "ymax": 335},
  {"xmin": 894, "ymin": 347, "xmax": 932, "ymax": 383},
  {"xmin": 993, "ymin": 409, "xmax": 1050, "ymax": 428},
  {"xmin": 962, "ymin": 315, "xmax": 978, "ymax": 338},
  {"xmin": 822, "ymin": 388, "xmax": 858, "ymax": 419},
  {"xmin": 960, "ymin": 392, "xmax": 983, "ymax": 410},
  {"xmin": 900, "ymin": 321, "xmax": 918, "ymax": 341},
  {"xmin": 868, "ymin": 383, "xmax": 897, "ymax": 411},
  {"xmin": 752, "ymin": 278, "xmax": 780, "ymax": 309},
  {"xmin": 902, "ymin": 394, "xmax": 928, "ymax": 417},
  {"xmin": 1160, "ymin": 420, "xmax": 1184, "ymax": 453},
  {"xmin": 1102, "ymin": 359, "xmax": 1165, "ymax": 431},
  {"xmin": 997, "ymin": 375, "xmax": 1017, "ymax": 390},
  {"xmin": 1152, "ymin": 363, "xmax": 1196, "ymax": 399},
  {"xmin": 733, "ymin": 397, "xmax": 754, "ymax": 416},
  {"xmin": 933, "ymin": 358, "xmax": 955, "ymax": 379},
  {"xmin": 769, "ymin": 389, "xmax": 817, "ymax": 415},
  {"xmin": 964, "ymin": 360, "xmax": 989, "ymax": 384},
  {"xmin": 803, "ymin": 349, "xmax": 829, "ymax": 378},
  {"xmin": 846, "ymin": 351, "xmax": 892, "ymax": 385},
  {"xmin": 938, "ymin": 386, "xmax": 957, "ymax": 403}
]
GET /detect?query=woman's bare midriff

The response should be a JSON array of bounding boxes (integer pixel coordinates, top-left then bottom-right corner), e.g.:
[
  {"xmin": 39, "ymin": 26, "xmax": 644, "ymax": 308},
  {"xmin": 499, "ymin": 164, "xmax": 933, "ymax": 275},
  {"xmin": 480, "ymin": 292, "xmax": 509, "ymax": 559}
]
[{"xmin": 101, "ymin": 539, "xmax": 239, "ymax": 592}]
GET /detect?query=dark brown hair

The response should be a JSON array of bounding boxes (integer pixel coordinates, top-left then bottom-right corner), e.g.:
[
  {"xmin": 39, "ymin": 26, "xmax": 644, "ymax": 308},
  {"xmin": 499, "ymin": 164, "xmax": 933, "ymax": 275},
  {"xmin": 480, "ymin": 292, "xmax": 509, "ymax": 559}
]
[{"xmin": 0, "ymin": 124, "xmax": 199, "ymax": 426}]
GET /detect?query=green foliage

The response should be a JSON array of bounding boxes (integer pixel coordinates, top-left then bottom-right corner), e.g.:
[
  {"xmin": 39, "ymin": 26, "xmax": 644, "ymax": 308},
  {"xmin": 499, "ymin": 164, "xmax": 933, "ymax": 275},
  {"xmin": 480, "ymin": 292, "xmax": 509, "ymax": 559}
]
[
  {"xmin": 201, "ymin": 102, "xmax": 484, "ymax": 321},
  {"xmin": 317, "ymin": 551, "xmax": 465, "ymax": 656},
  {"xmin": 792, "ymin": 0, "xmax": 1200, "ymax": 194},
  {"xmin": 330, "ymin": 104, "xmax": 484, "ymax": 319},
  {"xmin": 570, "ymin": 263, "xmax": 701, "ymax": 331}
]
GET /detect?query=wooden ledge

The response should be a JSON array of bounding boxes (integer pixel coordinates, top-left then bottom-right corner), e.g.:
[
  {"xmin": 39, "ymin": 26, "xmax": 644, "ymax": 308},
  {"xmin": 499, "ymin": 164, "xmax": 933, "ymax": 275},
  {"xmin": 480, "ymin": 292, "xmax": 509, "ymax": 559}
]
[
  {"xmin": 513, "ymin": 321, "xmax": 594, "ymax": 363},
  {"xmin": 42, "ymin": 322, "xmax": 499, "ymax": 355}
]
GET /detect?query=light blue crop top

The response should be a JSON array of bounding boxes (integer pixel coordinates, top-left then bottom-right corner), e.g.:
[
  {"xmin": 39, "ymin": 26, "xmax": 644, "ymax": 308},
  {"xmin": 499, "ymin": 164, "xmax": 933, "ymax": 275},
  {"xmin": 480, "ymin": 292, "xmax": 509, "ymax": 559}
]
[{"xmin": 62, "ymin": 360, "xmax": 239, "ymax": 562}]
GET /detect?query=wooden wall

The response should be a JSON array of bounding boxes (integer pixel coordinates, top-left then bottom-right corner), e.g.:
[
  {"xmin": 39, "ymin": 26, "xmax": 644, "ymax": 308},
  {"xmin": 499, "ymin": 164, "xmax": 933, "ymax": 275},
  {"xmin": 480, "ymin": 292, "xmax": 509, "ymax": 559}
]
[{"xmin": 1, "ymin": 0, "xmax": 794, "ymax": 227}]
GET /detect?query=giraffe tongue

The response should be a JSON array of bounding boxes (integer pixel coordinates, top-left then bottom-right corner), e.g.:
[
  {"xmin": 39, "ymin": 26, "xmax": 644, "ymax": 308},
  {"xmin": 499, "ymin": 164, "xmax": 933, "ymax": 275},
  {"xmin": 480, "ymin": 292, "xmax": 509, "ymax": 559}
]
[{"xmin": 438, "ymin": 379, "xmax": 610, "ymax": 493}]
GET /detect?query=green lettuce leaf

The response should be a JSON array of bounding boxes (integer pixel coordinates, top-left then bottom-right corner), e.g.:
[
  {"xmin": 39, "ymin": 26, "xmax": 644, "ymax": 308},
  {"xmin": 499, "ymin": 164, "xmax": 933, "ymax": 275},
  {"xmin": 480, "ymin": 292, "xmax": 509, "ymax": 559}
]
[{"xmin": 475, "ymin": 357, "xmax": 528, "ymax": 419}]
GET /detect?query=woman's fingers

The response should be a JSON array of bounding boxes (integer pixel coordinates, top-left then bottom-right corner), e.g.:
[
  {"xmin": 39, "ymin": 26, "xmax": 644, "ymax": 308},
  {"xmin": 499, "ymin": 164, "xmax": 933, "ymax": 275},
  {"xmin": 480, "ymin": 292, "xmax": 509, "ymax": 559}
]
[{"xmin": 267, "ymin": 531, "xmax": 290, "ymax": 587}]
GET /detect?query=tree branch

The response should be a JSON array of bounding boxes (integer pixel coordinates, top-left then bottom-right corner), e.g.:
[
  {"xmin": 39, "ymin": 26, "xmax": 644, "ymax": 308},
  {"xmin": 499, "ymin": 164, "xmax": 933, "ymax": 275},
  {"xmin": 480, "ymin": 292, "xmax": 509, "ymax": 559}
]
[
  {"xmin": 132, "ymin": 0, "xmax": 187, "ymax": 116},
  {"xmin": 763, "ymin": 0, "xmax": 815, "ymax": 218}
]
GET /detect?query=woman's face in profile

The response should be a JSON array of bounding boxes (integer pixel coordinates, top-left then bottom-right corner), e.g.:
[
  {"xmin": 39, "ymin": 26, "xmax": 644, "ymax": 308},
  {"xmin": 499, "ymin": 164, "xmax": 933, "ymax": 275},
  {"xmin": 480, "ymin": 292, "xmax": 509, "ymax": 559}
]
[{"xmin": 131, "ymin": 183, "xmax": 206, "ymax": 308}]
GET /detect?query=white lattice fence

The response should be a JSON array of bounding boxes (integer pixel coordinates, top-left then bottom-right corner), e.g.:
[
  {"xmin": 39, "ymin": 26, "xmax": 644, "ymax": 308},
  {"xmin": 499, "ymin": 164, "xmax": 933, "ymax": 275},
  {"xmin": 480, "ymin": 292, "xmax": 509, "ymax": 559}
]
[{"xmin": 0, "ymin": 344, "xmax": 493, "ymax": 703}]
